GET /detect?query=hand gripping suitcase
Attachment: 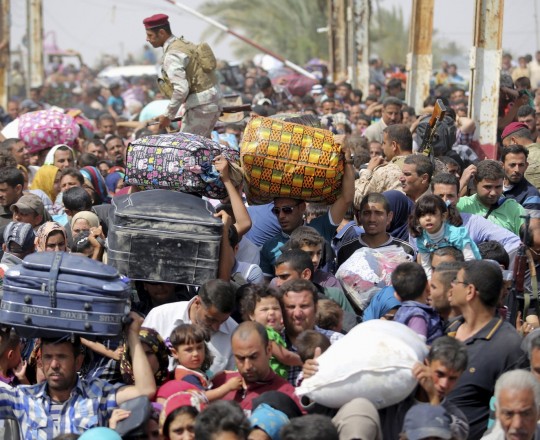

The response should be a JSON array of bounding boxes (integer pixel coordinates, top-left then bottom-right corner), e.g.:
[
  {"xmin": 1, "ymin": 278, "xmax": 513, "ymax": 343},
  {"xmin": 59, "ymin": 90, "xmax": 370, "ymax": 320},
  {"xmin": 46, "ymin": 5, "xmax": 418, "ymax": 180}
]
[
  {"xmin": 0, "ymin": 252, "xmax": 131, "ymax": 339},
  {"xmin": 107, "ymin": 189, "xmax": 223, "ymax": 286}
]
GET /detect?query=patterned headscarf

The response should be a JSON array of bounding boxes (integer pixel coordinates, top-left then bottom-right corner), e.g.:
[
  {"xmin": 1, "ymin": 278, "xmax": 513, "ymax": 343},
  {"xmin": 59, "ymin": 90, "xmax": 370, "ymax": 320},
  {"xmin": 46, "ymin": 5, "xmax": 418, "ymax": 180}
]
[
  {"xmin": 80, "ymin": 166, "xmax": 111, "ymax": 204},
  {"xmin": 35, "ymin": 221, "xmax": 68, "ymax": 252},
  {"xmin": 120, "ymin": 327, "xmax": 170, "ymax": 386},
  {"xmin": 30, "ymin": 164, "xmax": 60, "ymax": 201}
]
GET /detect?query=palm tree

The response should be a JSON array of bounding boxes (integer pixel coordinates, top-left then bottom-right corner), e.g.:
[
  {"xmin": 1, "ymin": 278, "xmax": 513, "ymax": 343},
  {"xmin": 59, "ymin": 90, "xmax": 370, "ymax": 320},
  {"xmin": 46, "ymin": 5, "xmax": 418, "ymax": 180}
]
[{"xmin": 199, "ymin": 0, "xmax": 328, "ymax": 65}]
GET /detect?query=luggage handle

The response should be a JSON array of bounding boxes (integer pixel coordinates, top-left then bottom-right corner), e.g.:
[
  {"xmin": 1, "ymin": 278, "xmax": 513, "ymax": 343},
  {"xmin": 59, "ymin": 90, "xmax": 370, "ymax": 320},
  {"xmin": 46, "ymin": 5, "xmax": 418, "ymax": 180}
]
[{"xmin": 48, "ymin": 252, "xmax": 63, "ymax": 309}]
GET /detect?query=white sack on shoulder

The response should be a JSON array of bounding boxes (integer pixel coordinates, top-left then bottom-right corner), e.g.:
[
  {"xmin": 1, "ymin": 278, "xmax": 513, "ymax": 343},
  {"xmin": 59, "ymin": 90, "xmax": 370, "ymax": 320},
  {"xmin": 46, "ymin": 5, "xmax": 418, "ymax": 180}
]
[{"xmin": 295, "ymin": 320, "xmax": 428, "ymax": 409}]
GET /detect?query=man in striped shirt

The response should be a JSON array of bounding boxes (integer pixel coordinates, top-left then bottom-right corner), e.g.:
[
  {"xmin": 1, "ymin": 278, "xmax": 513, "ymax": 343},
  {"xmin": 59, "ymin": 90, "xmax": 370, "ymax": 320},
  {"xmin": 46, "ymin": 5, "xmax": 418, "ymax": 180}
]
[{"xmin": 0, "ymin": 312, "xmax": 156, "ymax": 439}]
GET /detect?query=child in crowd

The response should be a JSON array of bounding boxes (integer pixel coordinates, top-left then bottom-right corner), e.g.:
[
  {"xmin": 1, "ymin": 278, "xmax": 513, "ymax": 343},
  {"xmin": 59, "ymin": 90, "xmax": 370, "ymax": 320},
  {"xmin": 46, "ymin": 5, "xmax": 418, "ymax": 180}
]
[
  {"xmin": 295, "ymin": 330, "xmax": 331, "ymax": 363},
  {"xmin": 169, "ymin": 324, "xmax": 243, "ymax": 401},
  {"xmin": 316, "ymin": 299, "xmax": 344, "ymax": 332},
  {"xmin": 409, "ymin": 194, "xmax": 480, "ymax": 277},
  {"xmin": 0, "ymin": 327, "xmax": 29, "ymax": 387},
  {"xmin": 239, "ymin": 284, "xmax": 302, "ymax": 378},
  {"xmin": 391, "ymin": 262, "xmax": 443, "ymax": 344}
]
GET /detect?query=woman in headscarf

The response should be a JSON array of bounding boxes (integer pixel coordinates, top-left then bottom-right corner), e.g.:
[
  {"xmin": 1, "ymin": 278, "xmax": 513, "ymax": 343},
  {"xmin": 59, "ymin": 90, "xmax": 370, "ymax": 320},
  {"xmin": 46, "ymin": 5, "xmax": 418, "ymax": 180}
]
[
  {"xmin": 35, "ymin": 221, "xmax": 68, "ymax": 252},
  {"xmin": 30, "ymin": 164, "xmax": 60, "ymax": 203},
  {"xmin": 362, "ymin": 286, "xmax": 402, "ymax": 321},
  {"xmin": 70, "ymin": 210, "xmax": 100, "ymax": 235},
  {"xmin": 383, "ymin": 190, "xmax": 414, "ymax": 242},
  {"xmin": 80, "ymin": 166, "xmax": 111, "ymax": 204},
  {"xmin": 105, "ymin": 170, "xmax": 125, "ymax": 195},
  {"xmin": 120, "ymin": 327, "xmax": 170, "ymax": 387}
]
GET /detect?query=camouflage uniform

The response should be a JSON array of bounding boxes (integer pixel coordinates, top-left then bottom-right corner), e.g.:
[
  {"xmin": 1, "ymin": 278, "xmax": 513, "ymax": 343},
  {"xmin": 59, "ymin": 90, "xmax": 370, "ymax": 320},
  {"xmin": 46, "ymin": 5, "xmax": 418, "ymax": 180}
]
[
  {"xmin": 354, "ymin": 156, "xmax": 405, "ymax": 209},
  {"xmin": 161, "ymin": 35, "xmax": 221, "ymax": 138},
  {"xmin": 525, "ymin": 143, "xmax": 540, "ymax": 191}
]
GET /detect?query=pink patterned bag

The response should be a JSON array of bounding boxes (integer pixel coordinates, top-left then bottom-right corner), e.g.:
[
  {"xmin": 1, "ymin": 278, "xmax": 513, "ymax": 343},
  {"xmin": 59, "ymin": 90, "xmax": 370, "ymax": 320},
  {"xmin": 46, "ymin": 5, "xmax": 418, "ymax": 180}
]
[
  {"xmin": 18, "ymin": 110, "xmax": 80, "ymax": 154},
  {"xmin": 125, "ymin": 132, "xmax": 240, "ymax": 199}
]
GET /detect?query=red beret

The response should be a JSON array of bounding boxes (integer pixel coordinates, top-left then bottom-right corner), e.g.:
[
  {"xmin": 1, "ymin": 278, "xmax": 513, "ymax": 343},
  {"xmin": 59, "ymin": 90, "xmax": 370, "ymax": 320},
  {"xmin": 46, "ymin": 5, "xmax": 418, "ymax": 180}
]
[
  {"xmin": 143, "ymin": 13, "xmax": 169, "ymax": 29},
  {"xmin": 501, "ymin": 122, "xmax": 529, "ymax": 139}
]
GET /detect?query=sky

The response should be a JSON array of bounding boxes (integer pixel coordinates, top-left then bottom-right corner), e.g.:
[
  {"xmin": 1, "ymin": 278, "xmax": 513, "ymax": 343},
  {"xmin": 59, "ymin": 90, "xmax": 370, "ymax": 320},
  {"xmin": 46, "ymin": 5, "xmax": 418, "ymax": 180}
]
[{"xmin": 8, "ymin": 0, "xmax": 540, "ymax": 72}]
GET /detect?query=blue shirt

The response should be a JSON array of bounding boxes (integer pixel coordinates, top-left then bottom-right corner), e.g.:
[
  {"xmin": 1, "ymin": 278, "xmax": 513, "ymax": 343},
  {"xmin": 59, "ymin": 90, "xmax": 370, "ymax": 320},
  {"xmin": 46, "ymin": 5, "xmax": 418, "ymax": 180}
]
[
  {"xmin": 259, "ymin": 211, "xmax": 338, "ymax": 277},
  {"xmin": 0, "ymin": 377, "xmax": 122, "ymax": 439}
]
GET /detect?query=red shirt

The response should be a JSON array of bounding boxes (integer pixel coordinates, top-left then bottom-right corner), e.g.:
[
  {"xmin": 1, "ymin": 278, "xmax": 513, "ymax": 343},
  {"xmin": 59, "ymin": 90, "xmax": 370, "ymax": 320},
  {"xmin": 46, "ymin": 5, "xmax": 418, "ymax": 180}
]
[{"xmin": 212, "ymin": 370, "xmax": 304, "ymax": 413}]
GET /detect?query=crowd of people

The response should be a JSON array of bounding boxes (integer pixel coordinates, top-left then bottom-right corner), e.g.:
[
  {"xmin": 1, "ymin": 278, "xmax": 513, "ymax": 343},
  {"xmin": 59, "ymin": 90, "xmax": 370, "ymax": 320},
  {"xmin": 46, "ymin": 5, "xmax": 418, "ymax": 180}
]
[{"xmin": 0, "ymin": 12, "xmax": 540, "ymax": 439}]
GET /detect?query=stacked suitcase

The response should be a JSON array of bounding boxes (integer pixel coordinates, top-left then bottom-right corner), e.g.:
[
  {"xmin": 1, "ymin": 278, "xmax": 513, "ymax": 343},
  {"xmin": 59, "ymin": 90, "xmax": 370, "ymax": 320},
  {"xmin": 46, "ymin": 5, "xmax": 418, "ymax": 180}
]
[{"xmin": 107, "ymin": 190, "xmax": 223, "ymax": 286}]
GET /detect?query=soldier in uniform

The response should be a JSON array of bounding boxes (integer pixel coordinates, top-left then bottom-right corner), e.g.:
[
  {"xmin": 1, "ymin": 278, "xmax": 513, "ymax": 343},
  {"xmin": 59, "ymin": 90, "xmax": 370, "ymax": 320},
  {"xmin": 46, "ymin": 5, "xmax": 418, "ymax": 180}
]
[{"xmin": 143, "ymin": 13, "xmax": 221, "ymax": 137}]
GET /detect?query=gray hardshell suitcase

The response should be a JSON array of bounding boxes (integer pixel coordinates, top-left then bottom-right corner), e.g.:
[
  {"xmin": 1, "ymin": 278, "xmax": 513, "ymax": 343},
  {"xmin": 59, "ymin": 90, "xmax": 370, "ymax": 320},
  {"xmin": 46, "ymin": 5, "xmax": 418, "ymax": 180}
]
[{"xmin": 107, "ymin": 190, "xmax": 222, "ymax": 286}]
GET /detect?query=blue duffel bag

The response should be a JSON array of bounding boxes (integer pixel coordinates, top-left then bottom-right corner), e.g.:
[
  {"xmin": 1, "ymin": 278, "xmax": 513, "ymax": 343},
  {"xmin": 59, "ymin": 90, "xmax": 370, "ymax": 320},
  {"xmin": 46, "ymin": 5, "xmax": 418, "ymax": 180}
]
[{"xmin": 0, "ymin": 252, "xmax": 131, "ymax": 339}]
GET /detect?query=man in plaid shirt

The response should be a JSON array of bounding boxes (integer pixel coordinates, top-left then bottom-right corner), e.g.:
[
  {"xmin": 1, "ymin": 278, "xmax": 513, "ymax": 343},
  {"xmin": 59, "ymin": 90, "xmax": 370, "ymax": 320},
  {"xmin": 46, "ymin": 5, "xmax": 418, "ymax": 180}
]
[{"xmin": 0, "ymin": 312, "xmax": 156, "ymax": 439}]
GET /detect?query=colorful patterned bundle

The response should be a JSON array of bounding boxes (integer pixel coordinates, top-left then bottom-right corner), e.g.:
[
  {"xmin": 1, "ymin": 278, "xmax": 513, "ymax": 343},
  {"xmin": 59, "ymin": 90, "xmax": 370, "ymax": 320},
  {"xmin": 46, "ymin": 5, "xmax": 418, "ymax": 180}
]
[
  {"xmin": 240, "ymin": 116, "xmax": 344, "ymax": 205},
  {"xmin": 125, "ymin": 132, "xmax": 240, "ymax": 199},
  {"xmin": 18, "ymin": 109, "xmax": 80, "ymax": 154}
]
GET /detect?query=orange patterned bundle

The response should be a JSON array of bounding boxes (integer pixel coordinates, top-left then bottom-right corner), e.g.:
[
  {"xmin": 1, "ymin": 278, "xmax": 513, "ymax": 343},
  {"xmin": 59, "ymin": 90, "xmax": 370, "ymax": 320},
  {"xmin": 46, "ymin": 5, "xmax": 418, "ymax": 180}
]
[{"xmin": 240, "ymin": 116, "xmax": 344, "ymax": 205}]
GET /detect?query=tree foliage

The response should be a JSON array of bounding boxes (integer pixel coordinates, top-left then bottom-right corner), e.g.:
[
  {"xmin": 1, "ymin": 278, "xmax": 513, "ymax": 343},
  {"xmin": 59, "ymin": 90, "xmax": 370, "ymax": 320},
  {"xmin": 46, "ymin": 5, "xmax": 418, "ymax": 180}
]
[{"xmin": 199, "ymin": 0, "xmax": 328, "ymax": 65}]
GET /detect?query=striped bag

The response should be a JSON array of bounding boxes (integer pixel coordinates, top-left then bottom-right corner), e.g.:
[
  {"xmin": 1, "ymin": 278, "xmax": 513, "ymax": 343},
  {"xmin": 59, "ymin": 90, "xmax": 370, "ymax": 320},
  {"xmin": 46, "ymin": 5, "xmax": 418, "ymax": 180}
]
[{"xmin": 240, "ymin": 116, "xmax": 344, "ymax": 205}]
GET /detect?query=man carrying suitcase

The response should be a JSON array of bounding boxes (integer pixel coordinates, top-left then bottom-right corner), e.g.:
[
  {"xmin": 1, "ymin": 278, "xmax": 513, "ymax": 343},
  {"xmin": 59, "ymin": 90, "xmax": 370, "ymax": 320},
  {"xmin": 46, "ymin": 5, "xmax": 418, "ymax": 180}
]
[
  {"xmin": 0, "ymin": 312, "xmax": 156, "ymax": 439},
  {"xmin": 143, "ymin": 13, "xmax": 221, "ymax": 137}
]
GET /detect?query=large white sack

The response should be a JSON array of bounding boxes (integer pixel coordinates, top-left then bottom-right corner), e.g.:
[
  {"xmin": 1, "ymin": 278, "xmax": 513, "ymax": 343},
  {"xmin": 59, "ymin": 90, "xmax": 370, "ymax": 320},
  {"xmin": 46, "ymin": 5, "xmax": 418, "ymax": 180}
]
[
  {"xmin": 336, "ymin": 245, "xmax": 412, "ymax": 310},
  {"xmin": 296, "ymin": 320, "xmax": 428, "ymax": 409}
]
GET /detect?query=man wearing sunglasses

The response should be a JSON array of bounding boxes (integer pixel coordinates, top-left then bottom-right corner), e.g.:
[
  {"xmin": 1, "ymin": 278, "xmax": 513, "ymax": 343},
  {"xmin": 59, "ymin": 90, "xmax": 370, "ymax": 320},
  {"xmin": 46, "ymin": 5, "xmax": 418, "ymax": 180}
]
[
  {"xmin": 445, "ymin": 260, "xmax": 526, "ymax": 440},
  {"xmin": 259, "ymin": 143, "xmax": 355, "ymax": 280}
]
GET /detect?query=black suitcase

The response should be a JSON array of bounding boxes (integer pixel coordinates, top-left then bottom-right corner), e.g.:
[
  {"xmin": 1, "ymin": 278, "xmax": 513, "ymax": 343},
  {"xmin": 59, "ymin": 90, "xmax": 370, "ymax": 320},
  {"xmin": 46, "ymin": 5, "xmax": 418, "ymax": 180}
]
[
  {"xmin": 107, "ymin": 190, "xmax": 223, "ymax": 286},
  {"xmin": 0, "ymin": 252, "xmax": 131, "ymax": 339}
]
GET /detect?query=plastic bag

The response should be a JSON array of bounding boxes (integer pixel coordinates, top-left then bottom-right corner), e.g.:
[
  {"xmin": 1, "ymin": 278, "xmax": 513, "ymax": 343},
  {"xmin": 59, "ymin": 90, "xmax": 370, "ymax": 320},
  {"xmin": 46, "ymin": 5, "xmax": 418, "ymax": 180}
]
[
  {"xmin": 335, "ymin": 245, "xmax": 412, "ymax": 310},
  {"xmin": 295, "ymin": 320, "xmax": 428, "ymax": 409}
]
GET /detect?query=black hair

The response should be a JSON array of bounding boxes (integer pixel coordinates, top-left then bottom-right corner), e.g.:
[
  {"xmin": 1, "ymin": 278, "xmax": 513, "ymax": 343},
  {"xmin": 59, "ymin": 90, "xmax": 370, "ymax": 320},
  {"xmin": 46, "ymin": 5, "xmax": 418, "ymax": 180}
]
[
  {"xmin": 275, "ymin": 249, "xmax": 314, "ymax": 275},
  {"xmin": 382, "ymin": 97, "xmax": 402, "ymax": 108},
  {"xmin": 462, "ymin": 260, "xmax": 503, "ymax": 308},
  {"xmin": 383, "ymin": 124, "xmax": 413, "ymax": 152},
  {"xmin": 279, "ymin": 279, "xmax": 319, "ymax": 306},
  {"xmin": 474, "ymin": 160, "xmax": 505, "ymax": 183},
  {"xmin": 281, "ymin": 414, "xmax": 339, "ymax": 440},
  {"xmin": 501, "ymin": 144, "xmax": 529, "ymax": 161},
  {"xmin": 163, "ymin": 406, "xmax": 198, "ymax": 439},
  {"xmin": 0, "ymin": 167, "xmax": 24, "ymax": 187},
  {"xmin": 295, "ymin": 330, "xmax": 331, "ymax": 363},
  {"xmin": 517, "ymin": 105, "xmax": 536, "ymax": 118},
  {"xmin": 77, "ymin": 153, "xmax": 99, "ymax": 168},
  {"xmin": 63, "ymin": 186, "xmax": 93, "ymax": 212},
  {"xmin": 358, "ymin": 192, "xmax": 390, "ymax": 213},
  {"xmin": 59, "ymin": 168, "xmax": 84, "ymax": 185},
  {"xmin": 239, "ymin": 284, "xmax": 281, "ymax": 322},
  {"xmin": 391, "ymin": 262, "xmax": 427, "ymax": 301},
  {"xmin": 431, "ymin": 247, "xmax": 465, "ymax": 263},
  {"xmin": 194, "ymin": 401, "xmax": 251, "ymax": 440},
  {"xmin": 409, "ymin": 194, "xmax": 462, "ymax": 238},
  {"xmin": 403, "ymin": 154, "xmax": 434, "ymax": 180},
  {"xmin": 427, "ymin": 336, "xmax": 468, "ymax": 372},
  {"xmin": 198, "ymin": 279, "xmax": 235, "ymax": 314},
  {"xmin": 256, "ymin": 76, "xmax": 272, "ymax": 90},
  {"xmin": 431, "ymin": 173, "xmax": 460, "ymax": 193},
  {"xmin": 287, "ymin": 226, "xmax": 324, "ymax": 249},
  {"xmin": 478, "ymin": 241, "xmax": 510, "ymax": 269}
]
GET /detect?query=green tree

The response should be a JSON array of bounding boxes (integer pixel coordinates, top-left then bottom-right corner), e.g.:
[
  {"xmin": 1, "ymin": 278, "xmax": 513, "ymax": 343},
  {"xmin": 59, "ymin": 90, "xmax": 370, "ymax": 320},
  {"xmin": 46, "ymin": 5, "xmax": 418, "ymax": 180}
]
[
  {"xmin": 370, "ymin": 4, "xmax": 409, "ymax": 65},
  {"xmin": 199, "ymin": 0, "xmax": 328, "ymax": 65}
]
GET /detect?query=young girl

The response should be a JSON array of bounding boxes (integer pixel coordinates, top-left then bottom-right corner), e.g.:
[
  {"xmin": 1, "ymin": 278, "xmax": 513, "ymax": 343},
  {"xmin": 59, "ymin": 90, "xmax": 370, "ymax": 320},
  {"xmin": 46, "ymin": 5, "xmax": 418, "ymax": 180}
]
[
  {"xmin": 169, "ymin": 324, "xmax": 242, "ymax": 401},
  {"xmin": 239, "ymin": 284, "xmax": 302, "ymax": 378},
  {"xmin": 409, "ymin": 194, "xmax": 480, "ymax": 277}
]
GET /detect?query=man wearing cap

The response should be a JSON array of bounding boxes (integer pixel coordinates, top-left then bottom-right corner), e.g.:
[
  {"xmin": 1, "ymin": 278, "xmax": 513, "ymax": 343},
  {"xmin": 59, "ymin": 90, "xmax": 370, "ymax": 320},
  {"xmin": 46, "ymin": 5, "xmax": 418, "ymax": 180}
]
[
  {"xmin": 10, "ymin": 193, "xmax": 48, "ymax": 230},
  {"xmin": 143, "ymin": 13, "xmax": 221, "ymax": 137},
  {"xmin": 0, "ymin": 221, "xmax": 35, "ymax": 275},
  {"xmin": 401, "ymin": 404, "xmax": 453, "ymax": 440},
  {"xmin": 501, "ymin": 122, "xmax": 540, "ymax": 191}
]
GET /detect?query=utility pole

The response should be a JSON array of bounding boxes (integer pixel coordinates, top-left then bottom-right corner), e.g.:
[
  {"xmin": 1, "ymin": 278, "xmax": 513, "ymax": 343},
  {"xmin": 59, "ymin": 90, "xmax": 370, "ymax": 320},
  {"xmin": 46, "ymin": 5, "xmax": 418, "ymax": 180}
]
[
  {"xmin": 27, "ymin": 0, "xmax": 44, "ymax": 89},
  {"xmin": 348, "ymin": 0, "xmax": 370, "ymax": 96},
  {"xmin": 0, "ymin": 0, "xmax": 10, "ymax": 110},
  {"xmin": 469, "ymin": 0, "xmax": 504, "ymax": 152},
  {"xmin": 328, "ymin": 0, "xmax": 348, "ymax": 82},
  {"xmin": 405, "ymin": 0, "xmax": 434, "ymax": 114}
]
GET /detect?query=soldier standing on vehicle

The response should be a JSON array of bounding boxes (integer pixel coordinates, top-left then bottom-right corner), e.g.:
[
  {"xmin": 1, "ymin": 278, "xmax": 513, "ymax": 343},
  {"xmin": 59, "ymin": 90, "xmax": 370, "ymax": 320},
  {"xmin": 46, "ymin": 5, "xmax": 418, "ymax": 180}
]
[{"xmin": 143, "ymin": 13, "xmax": 222, "ymax": 137}]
